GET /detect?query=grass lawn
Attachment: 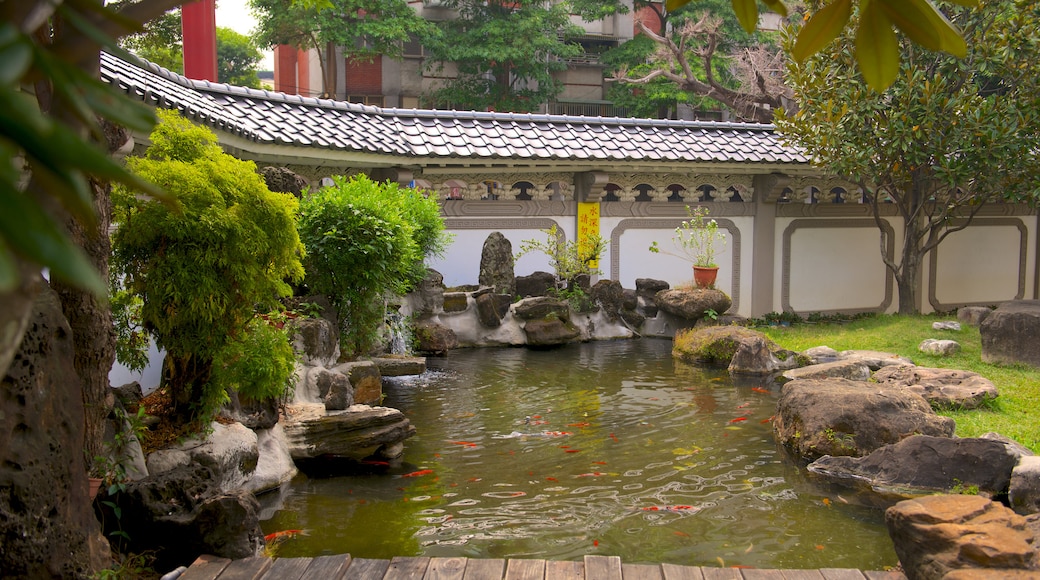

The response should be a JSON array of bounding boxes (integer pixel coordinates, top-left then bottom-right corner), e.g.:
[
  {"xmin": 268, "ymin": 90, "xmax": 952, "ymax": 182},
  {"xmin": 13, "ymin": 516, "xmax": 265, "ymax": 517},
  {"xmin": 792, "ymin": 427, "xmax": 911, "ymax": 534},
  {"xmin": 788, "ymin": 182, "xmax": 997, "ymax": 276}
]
[{"xmin": 756, "ymin": 313, "xmax": 1040, "ymax": 453}]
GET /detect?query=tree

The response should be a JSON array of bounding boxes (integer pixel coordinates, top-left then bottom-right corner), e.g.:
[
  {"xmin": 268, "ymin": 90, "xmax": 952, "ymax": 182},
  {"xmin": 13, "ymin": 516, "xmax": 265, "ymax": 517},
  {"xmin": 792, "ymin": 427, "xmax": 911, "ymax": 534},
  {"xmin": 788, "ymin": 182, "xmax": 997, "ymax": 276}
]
[
  {"xmin": 217, "ymin": 27, "xmax": 263, "ymax": 88},
  {"xmin": 775, "ymin": 0, "xmax": 1040, "ymax": 314},
  {"xmin": 116, "ymin": 2, "xmax": 185, "ymax": 73},
  {"xmin": 112, "ymin": 110, "xmax": 304, "ymax": 423},
  {"xmin": 250, "ymin": 0, "xmax": 435, "ymax": 97}
]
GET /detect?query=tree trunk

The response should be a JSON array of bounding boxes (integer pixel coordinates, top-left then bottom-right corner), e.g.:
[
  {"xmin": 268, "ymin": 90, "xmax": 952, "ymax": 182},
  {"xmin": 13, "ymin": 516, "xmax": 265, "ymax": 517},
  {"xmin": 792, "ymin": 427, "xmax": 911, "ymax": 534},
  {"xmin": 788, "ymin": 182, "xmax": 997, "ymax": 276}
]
[
  {"xmin": 162, "ymin": 352, "xmax": 214, "ymax": 424},
  {"xmin": 895, "ymin": 181, "xmax": 927, "ymax": 315}
]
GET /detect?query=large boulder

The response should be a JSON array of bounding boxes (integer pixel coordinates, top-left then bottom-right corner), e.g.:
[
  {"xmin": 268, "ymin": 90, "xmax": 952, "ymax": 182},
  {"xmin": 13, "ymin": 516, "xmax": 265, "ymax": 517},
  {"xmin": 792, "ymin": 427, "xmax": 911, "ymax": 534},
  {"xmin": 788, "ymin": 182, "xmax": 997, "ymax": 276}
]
[
  {"xmin": 839, "ymin": 350, "xmax": 915, "ymax": 370},
  {"xmin": 372, "ymin": 356, "xmax": 427, "ymax": 377},
  {"xmin": 412, "ymin": 320, "xmax": 458, "ymax": 355},
  {"xmin": 442, "ymin": 291, "xmax": 469, "ymax": 313},
  {"xmin": 781, "ymin": 359, "xmax": 871, "ymax": 382},
  {"xmin": 522, "ymin": 317, "xmax": 581, "ymax": 346},
  {"xmin": 673, "ymin": 326, "xmax": 778, "ymax": 366},
  {"xmin": 808, "ymin": 435, "xmax": 1018, "ymax": 500},
  {"xmin": 958, "ymin": 306, "xmax": 993, "ymax": 327},
  {"xmin": 474, "ymin": 289, "xmax": 512, "ymax": 328},
  {"xmin": 146, "ymin": 422, "xmax": 260, "ymax": 493},
  {"xmin": 590, "ymin": 279, "xmax": 625, "ymax": 322},
  {"xmin": 635, "ymin": 278, "xmax": 669, "ymax": 317},
  {"xmin": 515, "ymin": 271, "xmax": 555, "ymax": 298},
  {"xmin": 333, "ymin": 361, "xmax": 381, "ymax": 405},
  {"xmin": 1010, "ymin": 455, "xmax": 1040, "ymax": 515},
  {"xmin": 513, "ymin": 296, "xmax": 570, "ymax": 321},
  {"xmin": 289, "ymin": 316, "xmax": 340, "ymax": 368},
  {"xmin": 0, "ymin": 286, "xmax": 108, "ymax": 577},
  {"xmin": 282, "ymin": 403, "xmax": 416, "ymax": 462},
  {"xmin": 885, "ymin": 494, "xmax": 1039, "ymax": 580},
  {"xmin": 728, "ymin": 336, "xmax": 801, "ymax": 375},
  {"xmin": 259, "ymin": 166, "xmax": 308, "ymax": 197},
  {"xmin": 980, "ymin": 300, "xmax": 1040, "ymax": 367},
  {"xmin": 872, "ymin": 365, "xmax": 999, "ymax": 410},
  {"xmin": 773, "ymin": 378, "xmax": 955, "ymax": 462},
  {"xmin": 654, "ymin": 288, "xmax": 731, "ymax": 320},
  {"xmin": 478, "ymin": 232, "xmax": 515, "ymax": 296},
  {"xmin": 410, "ymin": 269, "xmax": 446, "ymax": 315}
]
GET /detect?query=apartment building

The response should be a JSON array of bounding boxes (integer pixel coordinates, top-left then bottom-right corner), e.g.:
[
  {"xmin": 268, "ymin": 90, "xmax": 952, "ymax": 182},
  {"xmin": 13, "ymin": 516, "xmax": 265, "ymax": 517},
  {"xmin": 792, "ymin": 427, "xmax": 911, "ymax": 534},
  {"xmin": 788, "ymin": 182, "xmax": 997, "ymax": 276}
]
[{"xmin": 272, "ymin": 0, "xmax": 656, "ymax": 115}]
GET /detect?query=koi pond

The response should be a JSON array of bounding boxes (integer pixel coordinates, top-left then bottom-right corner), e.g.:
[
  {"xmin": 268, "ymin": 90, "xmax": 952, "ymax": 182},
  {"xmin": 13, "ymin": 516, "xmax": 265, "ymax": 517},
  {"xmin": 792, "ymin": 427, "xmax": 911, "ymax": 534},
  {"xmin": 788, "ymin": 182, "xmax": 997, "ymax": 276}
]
[{"xmin": 259, "ymin": 338, "xmax": 898, "ymax": 570}]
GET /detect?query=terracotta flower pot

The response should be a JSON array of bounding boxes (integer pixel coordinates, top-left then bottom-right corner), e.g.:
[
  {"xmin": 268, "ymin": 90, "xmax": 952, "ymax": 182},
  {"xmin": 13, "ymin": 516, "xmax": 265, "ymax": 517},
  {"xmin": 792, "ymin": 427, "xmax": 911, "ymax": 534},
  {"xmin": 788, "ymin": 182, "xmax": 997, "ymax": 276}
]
[
  {"xmin": 88, "ymin": 477, "xmax": 103, "ymax": 500},
  {"xmin": 693, "ymin": 266, "xmax": 718, "ymax": 289}
]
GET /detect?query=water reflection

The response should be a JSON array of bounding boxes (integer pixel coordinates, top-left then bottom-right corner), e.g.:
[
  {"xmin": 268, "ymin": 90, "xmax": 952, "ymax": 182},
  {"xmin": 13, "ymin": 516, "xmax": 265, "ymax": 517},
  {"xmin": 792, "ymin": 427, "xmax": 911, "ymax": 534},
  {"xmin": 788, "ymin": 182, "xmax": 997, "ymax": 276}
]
[{"xmin": 260, "ymin": 339, "xmax": 897, "ymax": 570}]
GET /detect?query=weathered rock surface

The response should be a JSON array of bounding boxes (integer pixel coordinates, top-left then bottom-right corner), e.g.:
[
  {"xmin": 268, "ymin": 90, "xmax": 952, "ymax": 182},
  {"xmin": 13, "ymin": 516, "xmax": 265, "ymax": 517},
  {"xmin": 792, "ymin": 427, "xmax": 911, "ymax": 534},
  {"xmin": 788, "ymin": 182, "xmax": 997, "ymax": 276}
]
[
  {"xmin": 873, "ymin": 365, "xmax": 999, "ymax": 410},
  {"xmin": 147, "ymin": 422, "xmax": 261, "ymax": 493},
  {"xmin": 0, "ymin": 286, "xmax": 107, "ymax": 577},
  {"xmin": 523, "ymin": 317, "xmax": 581, "ymax": 346},
  {"xmin": 515, "ymin": 271, "xmax": 555, "ymax": 298},
  {"xmin": 728, "ymin": 336, "xmax": 801, "ymax": 375},
  {"xmin": 409, "ymin": 269, "xmax": 446, "ymax": 315},
  {"xmin": 885, "ymin": 494, "xmax": 1039, "ymax": 580},
  {"xmin": 248, "ymin": 424, "xmax": 298, "ymax": 494},
  {"xmin": 673, "ymin": 326, "xmax": 778, "ymax": 366},
  {"xmin": 781, "ymin": 359, "xmax": 871, "ymax": 382},
  {"xmin": 801, "ymin": 345, "xmax": 840, "ymax": 364},
  {"xmin": 958, "ymin": 306, "xmax": 993, "ymax": 327},
  {"xmin": 474, "ymin": 290, "xmax": 512, "ymax": 328},
  {"xmin": 478, "ymin": 232, "xmax": 515, "ymax": 296},
  {"xmin": 980, "ymin": 300, "xmax": 1040, "ymax": 367},
  {"xmin": 372, "ymin": 356, "xmax": 427, "ymax": 377},
  {"xmin": 808, "ymin": 435, "xmax": 1018, "ymax": 499},
  {"xmin": 635, "ymin": 278, "xmax": 669, "ymax": 317},
  {"xmin": 289, "ymin": 316, "xmax": 340, "ymax": 368},
  {"xmin": 314, "ymin": 367, "xmax": 353, "ymax": 410},
  {"xmin": 442, "ymin": 291, "xmax": 469, "ymax": 312},
  {"xmin": 283, "ymin": 403, "xmax": 416, "ymax": 461},
  {"xmin": 933, "ymin": 321, "xmax": 962, "ymax": 331},
  {"xmin": 839, "ymin": 350, "xmax": 915, "ymax": 370},
  {"xmin": 590, "ymin": 279, "xmax": 625, "ymax": 322},
  {"xmin": 981, "ymin": 432, "xmax": 1035, "ymax": 460},
  {"xmin": 1010, "ymin": 455, "xmax": 1040, "ymax": 515},
  {"xmin": 919, "ymin": 339, "xmax": 961, "ymax": 357},
  {"xmin": 654, "ymin": 288, "xmax": 731, "ymax": 320},
  {"xmin": 413, "ymin": 320, "xmax": 458, "ymax": 354},
  {"xmin": 513, "ymin": 296, "xmax": 570, "ymax": 321},
  {"xmin": 333, "ymin": 361, "xmax": 382, "ymax": 405},
  {"xmin": 259, "ymin": 165, "xmax": 308, "ymax": 197},
  {"xmin": 774, "ymin": 378, "xmax": 955, "ymax": 461}
]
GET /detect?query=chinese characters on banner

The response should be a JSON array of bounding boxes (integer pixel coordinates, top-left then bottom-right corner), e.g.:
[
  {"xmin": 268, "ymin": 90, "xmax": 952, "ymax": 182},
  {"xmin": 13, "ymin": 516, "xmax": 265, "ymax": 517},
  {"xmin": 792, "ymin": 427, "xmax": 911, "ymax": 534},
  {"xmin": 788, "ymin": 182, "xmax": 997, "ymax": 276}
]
[{"xmin": 577, "ymin": 202, "xmax": 601, "ymax": 270}]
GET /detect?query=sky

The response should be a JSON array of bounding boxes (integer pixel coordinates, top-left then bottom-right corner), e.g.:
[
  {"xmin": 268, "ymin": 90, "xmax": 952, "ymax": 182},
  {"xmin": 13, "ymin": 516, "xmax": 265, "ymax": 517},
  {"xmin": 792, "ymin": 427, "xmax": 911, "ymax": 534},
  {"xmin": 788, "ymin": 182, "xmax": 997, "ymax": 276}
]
[{"xmin": 214, "ymin": 0, "xmax": 275, "ymax": 70}]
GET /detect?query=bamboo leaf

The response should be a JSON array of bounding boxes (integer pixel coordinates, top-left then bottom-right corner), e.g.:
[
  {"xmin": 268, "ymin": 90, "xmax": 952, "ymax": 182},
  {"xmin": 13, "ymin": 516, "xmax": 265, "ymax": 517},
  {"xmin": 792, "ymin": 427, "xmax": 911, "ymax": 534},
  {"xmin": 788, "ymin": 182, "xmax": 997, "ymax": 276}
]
[
  {"xmin": 793, "ymin": 0, "xmax": 853, "ymax": 62},
  {"xmin": 857, "ymin": 1, "xmax": 900, "ymax": 91}
]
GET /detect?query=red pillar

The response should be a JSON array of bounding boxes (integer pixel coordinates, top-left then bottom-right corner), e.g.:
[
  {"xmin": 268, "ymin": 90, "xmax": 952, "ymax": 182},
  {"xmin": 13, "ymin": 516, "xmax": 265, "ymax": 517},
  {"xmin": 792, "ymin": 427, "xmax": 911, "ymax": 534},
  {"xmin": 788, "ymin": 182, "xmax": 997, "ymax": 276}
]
[
  {"xmin": 182, "ymin": 0, "xmax": 218, "ymax": 81},
  {"xmin": 274, "ymin": 45, "xmax": 298, "ymax": 93}
]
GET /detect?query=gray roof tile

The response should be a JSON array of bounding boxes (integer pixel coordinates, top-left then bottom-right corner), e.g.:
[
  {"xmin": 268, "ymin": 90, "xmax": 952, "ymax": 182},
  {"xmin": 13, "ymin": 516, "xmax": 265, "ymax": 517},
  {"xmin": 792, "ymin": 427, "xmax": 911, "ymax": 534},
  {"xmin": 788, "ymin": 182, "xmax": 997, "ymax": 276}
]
[{"xmin": 101, "ymin": 51, "xmax": 808, "ymax": 166}]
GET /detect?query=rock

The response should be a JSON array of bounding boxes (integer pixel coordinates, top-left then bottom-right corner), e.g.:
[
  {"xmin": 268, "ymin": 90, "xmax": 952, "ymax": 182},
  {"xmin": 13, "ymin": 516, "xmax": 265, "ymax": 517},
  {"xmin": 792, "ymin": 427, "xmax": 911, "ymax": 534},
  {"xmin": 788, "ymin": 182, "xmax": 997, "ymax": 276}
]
[
  {"xmin": 523, "ymin": 317, "xmax": 581, "ymax": 346},
  {"xmin": 333, "ymin": 361, "xmax": 381, "ymax": 405},
  {"xmin": 410, "ymin": 269, "xmax": 445, "ymax": 315},
  {"xmin": 0, "ymin": 286, "xmax": 107, "ymax": 577},
  {"xmin": 839, "ymin": 350, "xmax": 915, "ymax": 370},
  {"xmin": 802, "ymin": 346, "xmax": 840, "ymax": 364},
  {"xmin": 781, "ymin": 360, "xmax": 871, "ymax": 382},
  {"xmin": 113, "ymin": 381, "xmax": 144, "ymax": 405},
  {"xmin": 515, "ymin": 271, "xmax": 556, "ymax": 298},
  {"xmin": 96, "ymin": 463, "xmax": 264, "ymax": 571},
  {"xmin": 635, "ymin": 278, "xmax": 670, "ymax": 300},
  {"xmin": 222, "ymin": 389, "xmax": 280, "ymax": 430},
  {"xmin": 958, "ymin": 306, "xmax": 993, "ymax": 327},
  {"xmin": 980, "ymin": 432, "xmax": 1034, "ymax": 459},
  {"xmin": 773, "ymin": 378, "xmax": 955, "ymax": 462},
  {"xmin": 474, "ymin": 290, "xmax": 512, "ymax": 328},
  {"xmin": 590, "ymin": 279, "xmax": 625, "ymax": 322},
  {"xmin": 413, "ymin": 320, "xmax": 458, "ymax": 355},
  {"xmin": 371, "ymin": 356, "xmax": 427, "ymax": 377},
  {"xmin": 981, "ymin": 300, "xmax": 1040, "ymax": 367},
  {"xmin": 246, "ymin": 424, "xmax": 298, "ymax": 494},
  {"xmin": 259, "ymin": 166, "xmax": 308, "ymax": 197},
  {"xmin": 1010, "ymin": 455, "xmax": 1040, "ymax": 515},
  {"xmin": 478, "ymin": 232, "xmax": 515, "ymax": 296},
  {"xmin": 728, "ymin": 336, "xmax": 784, "ymax": 375},
  {"xmin": 673, "ymin": 326, "xmax": 778, "ymax": 366},
  {"xmin": 873, "ymin": 365, "xmax": 998, "ymax": 410},
  {"xmin": 885, "ymin": 494, "xmax": 1039, "ymax": 580},
  {"xmin": 513, "ymin": 296, "xmax": 570, "ymax": 321},
  {"xmin": 654, "ymin": 288, "xmax": 731, "ymax": 320},
  {"xmin": 933, "ymin": 321, "xmax": 962, "ymax": 331},
  {"xmin": 919, "ymin": 339, "xmax": 961, "ymax": 357},
  {"xmin": 282, "ymin": 403, "xmax": 416, "ymax": 462},
  {"xmin": 621, "ymin": 288, "xmax": 638, "ymax": 311},
  {"xmin": 148, "ymin": 422, "xmax": 260, "ymax": 493},
  {"xmin": 807, "ymin": 435, "xmax": 1018, "ymax": 499},
  {"xmin": 314, "ymin": 368, "xmax": 353, "ymax": 410},
  {"xmin": 289, "ymin": 316, "xmax": 340, "ymax": 368},
  {"xmin": 943, "ymin": 570, "xmax": 1040, "ymax": 579},
  {"xmin": 621, "ymin": 309, "xmax": 645, "ymax": 330},
  {"xmin": 442, "ymin": 292, "xmax": 469, "ymax": 313}
]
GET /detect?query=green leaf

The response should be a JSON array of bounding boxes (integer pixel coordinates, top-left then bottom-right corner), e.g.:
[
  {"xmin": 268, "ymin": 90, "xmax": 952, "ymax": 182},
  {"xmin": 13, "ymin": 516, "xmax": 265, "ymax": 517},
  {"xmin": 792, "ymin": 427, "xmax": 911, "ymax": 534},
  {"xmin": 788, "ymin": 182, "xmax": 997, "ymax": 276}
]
[
  {"xmin": 0, "ymin": 245, "xmax": 16, "ymax": 293},
  {"xmin": 761, "ymin": 0, "xmax": 789, "ymax": 17},
  {"xmin": 0, "ymin": 25, "xmax": 31, "ymax": 86},
  {"xmin": 731, "ymin": 0, "xmax": 760, "ymax": 33},
  {"xmin": 857, "ymin": 0, "xmax": 901, "ymax": 91},
  {"xmin": 793, "ymin": 0, "xmax": 853, "ymax": 62},
  {"xmin": 877, "ymin": 0, "xmax": 967, "ymax": 57}
]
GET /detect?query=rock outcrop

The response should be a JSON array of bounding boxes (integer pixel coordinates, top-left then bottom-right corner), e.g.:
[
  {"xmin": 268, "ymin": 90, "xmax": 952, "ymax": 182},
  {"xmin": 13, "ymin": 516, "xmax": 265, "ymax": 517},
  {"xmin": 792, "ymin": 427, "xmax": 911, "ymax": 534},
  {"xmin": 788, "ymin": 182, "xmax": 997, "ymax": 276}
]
[
  {"xmin": 873, "ymin": 365, "xmax": 999, "ymax": 410},
  {"xmin": 282, "ymin": 403, "xmax": 416, "ymax": 462},
  {"xmin": 478, "ymin": 232, "xmax": 516, "ymax": 296},
  {"xmin": 673, "ymin": 326, "xmax": 779, "ymax": 366},
  {"xmin": 655, "ymin": 288, "xmax": 731, "ymax": 320},
  {"xmin": 981, "ymin": 300, "xmax": 1040, "ymax": 367}
]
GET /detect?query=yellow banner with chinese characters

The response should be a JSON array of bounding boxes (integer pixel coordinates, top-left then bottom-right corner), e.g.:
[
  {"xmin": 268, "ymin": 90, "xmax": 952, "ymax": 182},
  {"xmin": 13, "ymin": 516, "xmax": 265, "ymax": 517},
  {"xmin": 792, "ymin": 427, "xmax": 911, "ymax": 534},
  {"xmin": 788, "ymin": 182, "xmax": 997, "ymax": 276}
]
[{"xmin": 577, "ymin": 202, "xmax": 601, "ymax": 270}]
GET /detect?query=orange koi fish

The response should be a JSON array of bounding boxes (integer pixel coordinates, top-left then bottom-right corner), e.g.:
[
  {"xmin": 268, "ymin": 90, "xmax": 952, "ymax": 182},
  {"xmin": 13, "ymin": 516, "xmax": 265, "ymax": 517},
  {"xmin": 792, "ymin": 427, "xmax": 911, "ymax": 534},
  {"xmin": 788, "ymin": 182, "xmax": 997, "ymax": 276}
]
[
  {"xmin": 401, "ymin": 469, "xmax": 434, "ymax": 478},
  {"xmin": 641, "ymin": 505, "xmax": 697, "ymax": 511},
  {"xmin": 729, "ymin": 417, "xmax": 748, "ymax": 423},
  {"xmin": 567, "ymin": 422, "xmax": 591, "ymax": 427},
  {"xmin": 264, "ymin": 529, "xmax": 307, "ymax": 543},
  {"xmin": 543, "ymin": 431, "xmax": 572, "ymax": 437},
  {"xmin": 609, "ymin": 433, "xmax": 619, "ymax": 442},
  {"xmin": 452, "ymin": 441, "xmax": 478, "ymax": 447},
  {"xmin": 564, "ymin": 449, "xmax": 582, "ymax": 453},
  {"xmin": 752, "ymin": 387, "xmax": 771, "ymax": 394}
]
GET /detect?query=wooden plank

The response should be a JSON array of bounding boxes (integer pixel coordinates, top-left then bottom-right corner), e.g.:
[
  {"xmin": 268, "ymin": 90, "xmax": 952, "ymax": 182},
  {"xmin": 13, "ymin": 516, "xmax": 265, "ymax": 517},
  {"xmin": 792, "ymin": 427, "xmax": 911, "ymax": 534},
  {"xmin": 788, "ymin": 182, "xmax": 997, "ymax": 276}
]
[
  {"xmin": 701, "ymin": 569, "xmax": 742, "ymax": 580},
  {"xmin": 503, "ymin": 559, "xmax": 545, "ymax": 580},
  {"xmin": 216, "ymin": 556, "xmax": 273, "ymax": 580},
  {"xmin": 343, "ymin": 558, "xmax": 391, "ymax": 580},
  {"xmin": 384, "ymin": 556, "xmax": 431, "ymax": 580},
  {"xmin": 819, "ymin": 570, "xmax": 866, "ymax": 580},
  {"xmin": 584, "ymin": 556, "xmax": 622, "ymax": 580},
  {"xmin": 741, "ymin": 570, "xmax": 784, "ymax": 580},
  {"xmin": 544, "ymin": 560, "xmax": 583, "ymax": 580},
  {"xmin": 861, "ymin": 572, "xmax": 906, "ymax": 580},
  {"xmin": 258, "ymin": 557, "xmax": 312, "ymax": 580},
  {"xmin": 462, "ymin": 558, "xmax": 505, "ymax": 580},
  {"xmin": 622, "ymin": 563, "xmax": 664, "ymax": 580},
  {"xmin": 780, "ymin": 571, "xmax": 825, "ymax": 580},
  {"xmin": 180, "ymin": 555, "xmax": 232, "ymax": 580},
  {"xmin": 661, "ymin": 563, "xmax": 705, "ymax": 580},
  {"xmin": 305, "ymin": 554, "xmax": 353, "ymax": 580},
  {"xmin": 425, "ymin": 557, "xmax": 468, "ymax": 580}
]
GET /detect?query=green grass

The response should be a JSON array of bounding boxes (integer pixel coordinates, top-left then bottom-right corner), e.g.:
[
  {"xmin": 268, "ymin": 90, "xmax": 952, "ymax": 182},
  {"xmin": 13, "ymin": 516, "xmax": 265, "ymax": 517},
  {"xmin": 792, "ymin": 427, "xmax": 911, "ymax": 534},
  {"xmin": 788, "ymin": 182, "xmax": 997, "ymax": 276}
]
[{"xmin": 756, "ymin": 314, "xmax": 1040, "ymax": 453}]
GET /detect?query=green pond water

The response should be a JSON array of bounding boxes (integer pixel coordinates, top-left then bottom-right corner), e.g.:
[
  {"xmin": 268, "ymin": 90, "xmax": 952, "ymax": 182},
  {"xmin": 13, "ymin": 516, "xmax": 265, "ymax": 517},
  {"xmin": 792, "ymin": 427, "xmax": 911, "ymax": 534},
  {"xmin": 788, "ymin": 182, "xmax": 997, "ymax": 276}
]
[{"xmin": 259, "ymin": 338, "xmax": 898, "ymax": 570}]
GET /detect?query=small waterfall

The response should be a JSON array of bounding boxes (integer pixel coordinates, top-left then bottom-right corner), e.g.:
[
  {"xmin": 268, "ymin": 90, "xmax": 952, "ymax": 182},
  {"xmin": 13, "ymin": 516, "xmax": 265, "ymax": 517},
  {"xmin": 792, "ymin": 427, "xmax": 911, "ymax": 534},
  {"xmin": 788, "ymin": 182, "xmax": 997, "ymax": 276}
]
[{"xmin": 385, "ymin": 310, "xmax": 411, "ymax": 355}]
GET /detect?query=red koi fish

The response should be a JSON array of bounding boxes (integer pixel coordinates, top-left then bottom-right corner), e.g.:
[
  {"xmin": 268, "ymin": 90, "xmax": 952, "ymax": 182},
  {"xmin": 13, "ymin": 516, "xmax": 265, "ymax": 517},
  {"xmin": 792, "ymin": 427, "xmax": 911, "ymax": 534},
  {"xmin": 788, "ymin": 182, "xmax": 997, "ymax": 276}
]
[
  {"xmin": 401, "ymin": 469, "xmax": 434, "ymax": 478},
  {"xmin": 543, "ymin": 431, "xmax": 572, "ymax": 437},
  {"xmin": 609, "ymin": 433, "xmax": 619, "ymax": 442},
  {"xmin": 564, "ymin": 449, "xmax": 582, "ymax": 453},
  {"xmin": 452, "ymin": 441, "xmax": 478, "ymax": 447},
  {"xmin": 264, "ymin": 529, "xmax": 307, "ymax": 543},
  {"xmin": 729, "ymin": 417, "xmax": 748, "ymax": 423},
  {"xmin": 751, "ymin": 387, "xmax": 771, "ymax": 394},
  {"xmin": 567, "ymin": 422, "xmax": 591, "ymax": 427},
  {"xmin": 641, "ymin": 505, "xmax": 697, "ymax": 512},
  {"xmin": 760, "ymin": 415, "xmax": 775, "ymax": 424}
]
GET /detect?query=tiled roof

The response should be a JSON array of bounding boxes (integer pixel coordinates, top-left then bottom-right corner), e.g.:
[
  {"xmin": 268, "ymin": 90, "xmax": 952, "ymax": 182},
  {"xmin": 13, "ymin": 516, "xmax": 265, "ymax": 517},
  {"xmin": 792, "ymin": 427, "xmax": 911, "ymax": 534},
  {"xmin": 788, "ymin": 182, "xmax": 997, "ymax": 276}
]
[{"xmin": 100, "ymin": 51, "xmax": 808, "ymax": 166}]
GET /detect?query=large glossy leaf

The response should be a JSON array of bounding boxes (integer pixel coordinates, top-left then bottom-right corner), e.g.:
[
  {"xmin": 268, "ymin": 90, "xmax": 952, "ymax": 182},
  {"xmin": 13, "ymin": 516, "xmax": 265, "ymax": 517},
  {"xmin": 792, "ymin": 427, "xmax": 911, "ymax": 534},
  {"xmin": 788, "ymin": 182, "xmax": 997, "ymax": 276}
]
[
  {"xmin": 857, "ymin": 0, "xmax": 900, "ymax": 91},
  {"xmin": 877, "ymin": 0, "xmax": 967, "ymax": 57},
  {"xmin": 792, "ymin": 0, "xmax": 853, "ymax": 62},
  {"xmin": 731, "ymin": 0, "xmax": 760, "ymax": 33}
]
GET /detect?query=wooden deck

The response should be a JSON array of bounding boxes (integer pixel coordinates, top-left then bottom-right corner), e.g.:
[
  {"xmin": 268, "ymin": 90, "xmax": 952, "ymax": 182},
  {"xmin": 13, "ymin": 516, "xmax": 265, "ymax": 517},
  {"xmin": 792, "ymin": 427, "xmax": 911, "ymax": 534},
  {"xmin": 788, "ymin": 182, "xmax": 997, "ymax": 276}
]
[{"xmin": 178, "ymin": 554, "xmax": 907, "ymax": 580}]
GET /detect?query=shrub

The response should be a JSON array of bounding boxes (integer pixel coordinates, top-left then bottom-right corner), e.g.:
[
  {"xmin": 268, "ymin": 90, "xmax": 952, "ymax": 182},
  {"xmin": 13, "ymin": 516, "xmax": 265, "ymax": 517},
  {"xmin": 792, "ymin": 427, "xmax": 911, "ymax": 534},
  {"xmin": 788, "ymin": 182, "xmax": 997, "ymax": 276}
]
[
  {"xmin": 111, "ymin": 110, "xmax": 304, "ymax": 424},
  {"xmin": 211, "ymin": 317, "xmax": 296, "ymax": 404}
]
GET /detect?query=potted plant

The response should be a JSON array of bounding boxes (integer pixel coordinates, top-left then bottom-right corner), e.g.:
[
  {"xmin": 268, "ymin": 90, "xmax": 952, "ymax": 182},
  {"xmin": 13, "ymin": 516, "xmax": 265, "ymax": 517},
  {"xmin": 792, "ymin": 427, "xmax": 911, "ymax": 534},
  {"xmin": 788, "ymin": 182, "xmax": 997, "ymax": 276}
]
[{"xmin": 649, "ymin": 206, "xmax": 726, "ymax": 288}]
